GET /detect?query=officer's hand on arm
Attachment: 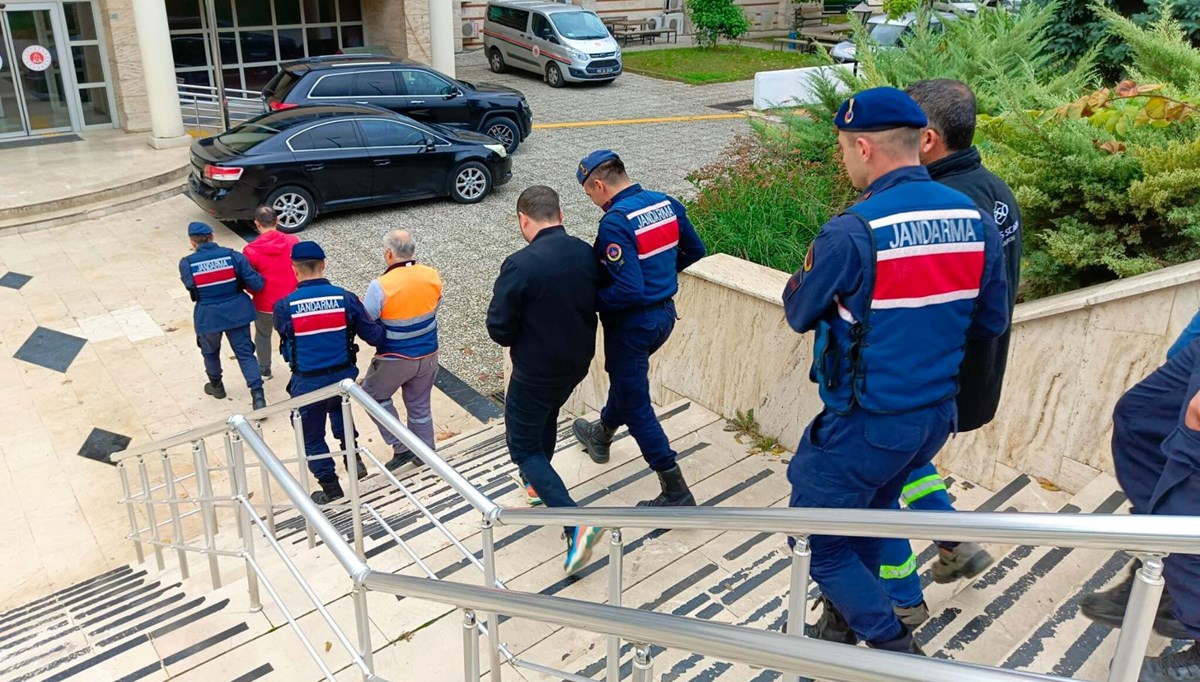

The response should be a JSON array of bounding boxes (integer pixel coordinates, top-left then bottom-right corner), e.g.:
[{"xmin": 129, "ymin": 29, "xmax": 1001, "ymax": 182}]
[
  {"xmin": 781, "ymin": 223, "xmax": 862, "ymax": 334},
  {"xmin": 596, "ymin": 214, "xmax": 645, "ymax": 312},
  {"xmin": 272, "ymin": 298, "xmax": 293, "ymax": 336},
  {"xmin": 179, "ymin": 257, "xmax": 199, "ymax": 302},
  {"xmin": 967, "ymin": 214, "xmax": 1011, "ymax": 340},
  {"xmin": 346, "ymin": 293, "xmax": 386, "ymax": 349},
  {"xmin": 234, "ymin": 252, "xmax": 265, "ymax": 293},
  {"xmin": 672, "ymin": 200, "xmax": 707, "ymax": 273},
  {"xmin": 1186, "ymin": 389, "xmax": 1200, "ymax": 432},
  {"xmin": 486, "ymin": 258, "xmax": 524, "ymax": 347}
]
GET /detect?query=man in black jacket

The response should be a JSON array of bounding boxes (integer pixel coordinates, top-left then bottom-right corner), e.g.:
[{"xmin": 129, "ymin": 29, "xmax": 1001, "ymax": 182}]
[
  {"xmin": 487, "ymin": 185, "xmax": 603, "ymax": 577},
  {"xmin": 874, "ymin": 80, "xmax": 1025, "ymax": 625}
]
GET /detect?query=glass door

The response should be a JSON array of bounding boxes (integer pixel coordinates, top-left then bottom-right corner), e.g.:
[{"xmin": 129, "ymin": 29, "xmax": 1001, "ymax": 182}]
[{"xmin": 0, "ymin": 4, "xmax": 76, "ymax": 138}]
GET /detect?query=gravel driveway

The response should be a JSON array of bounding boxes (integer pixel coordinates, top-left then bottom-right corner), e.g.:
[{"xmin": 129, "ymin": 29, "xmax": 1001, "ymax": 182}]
[{"xmin": 307, "ymin": 49, "xmax": 754, "ymax": 397}]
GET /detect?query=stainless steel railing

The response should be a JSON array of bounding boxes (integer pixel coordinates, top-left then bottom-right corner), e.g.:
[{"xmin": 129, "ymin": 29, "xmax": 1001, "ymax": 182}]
[
  {"xmin": 113, "ymin": 378, "xmax": 1195, "ymax": 682},
  {"xmin": 177, "ymin": 83, "xmax": 265, "ymax": 136}
]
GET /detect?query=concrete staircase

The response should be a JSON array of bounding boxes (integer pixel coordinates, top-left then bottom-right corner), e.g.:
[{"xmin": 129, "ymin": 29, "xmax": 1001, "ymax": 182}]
[{"xmin": 0, "ymin": 400, "xmax": 1186, "ymax": 681}]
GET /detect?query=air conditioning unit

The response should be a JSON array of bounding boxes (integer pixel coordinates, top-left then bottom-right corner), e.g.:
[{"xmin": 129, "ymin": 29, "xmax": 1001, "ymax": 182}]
[
  {"xmin": 461, "ymin": 20, "xmax": 483, "ymax": 38},
  {"xmin": 660, "ymin": 11, "xmax": 686, "ymax": 31},
  {"xmin": 664, "ymin": 0, "xmax": 683, "ymax": 11}
]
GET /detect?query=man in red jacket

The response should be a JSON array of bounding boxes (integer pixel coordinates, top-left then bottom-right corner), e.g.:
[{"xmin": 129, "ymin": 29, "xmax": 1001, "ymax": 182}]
[{"xmin": 242, "ymin": 206, "xmax": 299, "ymax": 379}]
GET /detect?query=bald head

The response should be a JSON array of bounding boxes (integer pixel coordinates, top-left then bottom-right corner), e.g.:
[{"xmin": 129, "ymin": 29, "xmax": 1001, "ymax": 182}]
[{"xmin": 384, "ymin": 229, "xmax": 415, "ymax": 265}]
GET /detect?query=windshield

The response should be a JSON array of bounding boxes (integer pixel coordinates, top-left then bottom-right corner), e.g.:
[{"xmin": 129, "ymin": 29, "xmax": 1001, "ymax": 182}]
[
  {"xmin": 868, "ymin": 22, "xmax": 906, "ymax": 46},
  {"xmin": 216, "ymin": 122, "xmax": 280, "ymax": 153},
  {"xmin": 551, "ymin": 11, "xmax": 609, "ymax": 40}
]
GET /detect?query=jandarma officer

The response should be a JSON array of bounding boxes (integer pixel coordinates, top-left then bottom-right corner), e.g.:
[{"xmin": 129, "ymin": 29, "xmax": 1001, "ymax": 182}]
[
  {"xmin": 571, "ymin": 150, "xmax": 707, "ymax": 507},
  {"xmin": 178, "ymin": 221, "xmax": 267, "ymax": 410},
  {"xmin": 781, "ymin": 87, "xmax": 1009, "ymax": 655},
  {"xmin": 273, "ymin": 241, "xmax": 386, "ymax": 504}
]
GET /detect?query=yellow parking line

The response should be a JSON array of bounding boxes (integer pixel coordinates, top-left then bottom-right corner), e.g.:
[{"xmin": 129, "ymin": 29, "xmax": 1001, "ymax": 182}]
[{"xmin": 532, "ymin": 113, "xmax": 748, "ymax": 129}]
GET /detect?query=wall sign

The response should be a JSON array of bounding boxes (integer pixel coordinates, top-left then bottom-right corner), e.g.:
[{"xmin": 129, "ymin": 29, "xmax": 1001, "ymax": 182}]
[{"xmin": 22, "ymin": 45, "xmax": 52, "ymax": 72}]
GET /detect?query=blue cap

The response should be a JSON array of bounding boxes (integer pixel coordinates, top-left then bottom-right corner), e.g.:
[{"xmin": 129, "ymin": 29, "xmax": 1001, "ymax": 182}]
[
  {"xmin": 187, "ymin": 221, "xmax": 214, "ymax": 236},
  {"xmin": 834, "ymin": 87, "xmax": 928, "ymax": 132},
  {"xmin": 577, "ymin": 150, "xmax": 619, "ymax": 184},
  {"xmin": 291, "ymin": 241, "xmax": 326, "ymax": 261}
]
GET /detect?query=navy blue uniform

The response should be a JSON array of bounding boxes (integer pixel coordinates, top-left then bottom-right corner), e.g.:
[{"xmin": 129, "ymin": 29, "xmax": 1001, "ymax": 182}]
[
  {"xmin": 274, "ymin": 279, "xmax": 385, "ymax": 482},
  {"xmin": 1112, "ymin": 340, "xmax": 1200, "ymax": 639},
  {"xmin": 594, "ymin": 184, "xmax": 706, "ymax": 471},
  {"xmin": 782, "ymin": 165, "xmax": 1009, "ymax": 644},
  {"xmin": 179, "ymin": 242, "xmax": 265, "ymax": 391}
]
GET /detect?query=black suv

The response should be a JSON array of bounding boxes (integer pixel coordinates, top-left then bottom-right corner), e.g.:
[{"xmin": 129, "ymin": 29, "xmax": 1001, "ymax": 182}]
[{"xmin": 263, "ymin": 56, "xmax": 533, "ymax": 153}]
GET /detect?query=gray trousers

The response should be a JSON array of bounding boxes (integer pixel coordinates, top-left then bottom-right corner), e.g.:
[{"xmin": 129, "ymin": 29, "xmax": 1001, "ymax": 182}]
[
  {"xmin": 361, "ymin": 353, "xmax": 439, "ymax": 454},
  {"xmin": 254, "ymin": 312, "xmax": 274, "ymax": 373}
]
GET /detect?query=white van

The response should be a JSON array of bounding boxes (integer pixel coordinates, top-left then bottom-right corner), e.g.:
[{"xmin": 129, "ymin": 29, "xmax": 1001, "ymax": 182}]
[{"xmin": 483, "ymin": 0, "xmax": 622, "ymax": 87}]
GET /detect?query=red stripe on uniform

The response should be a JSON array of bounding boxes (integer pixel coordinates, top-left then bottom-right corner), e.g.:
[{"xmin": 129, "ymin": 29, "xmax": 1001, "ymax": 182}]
[
  {"xmin": 293, "ymin": 310, "xmax": 348, "ymax": 335},
  {"xmin": 873, "ymin": 251, "xmax": 985, "ymax": 302},
  {"xmin": 193, "ymin": 267, "xmax": 235, "ymax": 287},
  {"xmin": 635, "ymin": 218, "xmax": 679, "ymax": 259}
]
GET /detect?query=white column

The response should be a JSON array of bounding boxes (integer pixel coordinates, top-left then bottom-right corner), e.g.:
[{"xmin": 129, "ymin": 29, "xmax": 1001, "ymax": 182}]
[
  {"xmin": 428, "ymin": 0, "xmax": 457, "ymax": 78},
  {"xmin": 131, "ymin": 0, "xmax": 192, "ymax": 148}
]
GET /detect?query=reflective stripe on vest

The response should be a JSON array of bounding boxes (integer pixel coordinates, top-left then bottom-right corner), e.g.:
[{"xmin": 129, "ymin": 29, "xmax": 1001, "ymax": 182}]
[
  {"xmin": 187, "ymin": 246, "xmax": 242, "ymax": 301},
  {"xmin": 378, "ymin": 264, "xmax": 441, "ymax": 357},
  {"xmin": 869, "ymin": 209, "xmax": 985, "ymax": 310},
  {"xmin": 286, "ymin": 287, "xmax": 352, "ymax": 373},
  {"xmin": 901, "ymin": 473, "xmax": 948, "ymax": 506},
  {"xmin": 627, "ymin": 199, "xmax": 680, "ymax": 260}
]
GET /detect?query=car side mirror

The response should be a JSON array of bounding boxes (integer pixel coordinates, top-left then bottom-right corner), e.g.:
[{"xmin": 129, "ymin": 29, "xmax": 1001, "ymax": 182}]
[
  {"xmin": 545, "ymin": 33, "xmax": 558, "ymax": 43},
  {"xmin": 444, "ymin": 87, "xmax": 462, "ymax": 100},
  {"xmin": 423, "ymin": 137, "xmax": 437, "ymax": 152}
]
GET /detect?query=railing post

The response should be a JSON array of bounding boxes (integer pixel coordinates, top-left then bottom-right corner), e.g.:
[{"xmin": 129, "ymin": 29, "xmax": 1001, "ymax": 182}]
[
  {"xmin": 463, "ymin": 610, "xmax": 481, "ymax": 682},
  {"xmin": 342, "ymin": 394, "xmax": 365, "ymax": 559},
  {"xmin": 482, "ymin": 518, "xmax": 502, "ymax": 682},
  {"xmin": 254, "ymin": 420, "xmax": 277, "ymax": 540},
  {"xmin": 231, "ymin": 432, "xmax": 261, "ymax": 611},
  {"xmin": 161, "ymin": 450, "xmax": 190, "ymax": 581},
  {"xmin": 138, "ymin": 456, "xmax": 165, "ymax": 571},
  {"xmin": 1108, "ymin": 555, "xmax": 1166, "ymax": 682},
  {"xmin": 352, "ymin": 586, "xmax": 374, "ymax": 680},
  {"xmin": 192, "ymin": 440, "xmax": 222, "ymax": 589},
  {"xmin": 292, "ymin": 408, "xmax": 317, "ymax": 549},
  {"xmin": 118, "ymin": 462, "xmax": 145, "ymax": 564},
  {"xmin": 608, "ymin": 529, "xmax": 624, "ymax": 682},
  {"xmin": 784, "ymin": 534, "xmax": 812, "ymax": 682},
  {"xmin": 631, "ymin": 644, "xmax": 654, "ymax": 682},
  {"xmin": 224, "ymin": 431, "xmax": 242, "ymax": 540}
]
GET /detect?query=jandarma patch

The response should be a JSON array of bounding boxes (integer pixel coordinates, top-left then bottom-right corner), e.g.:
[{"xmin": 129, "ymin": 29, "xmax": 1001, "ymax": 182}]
[{"xmin": 606, "ymin": 244, "xmax": 622, "ymax": 261}]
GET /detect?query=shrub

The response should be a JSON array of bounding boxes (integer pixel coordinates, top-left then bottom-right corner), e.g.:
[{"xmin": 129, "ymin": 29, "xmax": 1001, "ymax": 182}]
[{"xmin": 687, "ymin": 0, "xmax": 751, "ymax": 48}]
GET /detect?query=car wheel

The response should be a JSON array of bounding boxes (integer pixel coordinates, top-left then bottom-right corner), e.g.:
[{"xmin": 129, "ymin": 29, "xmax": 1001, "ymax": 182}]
[
  {"xmin": 268, "ymin": 186, "xmax": 316, "ymax": 233},
  {"xmin": 546, "ymin": 62, "xmax": 565, "ymax": 88},
  {"xmin": 449, "ymin": 162, "xmax": 492, "ymax": 204},
  {"xmin": 489, "ymin": 48, "xmax": 508, "ymax": 74},
  {"xmin": 483, "ymin": 116, "xmax": 520, "ymax": 154}
]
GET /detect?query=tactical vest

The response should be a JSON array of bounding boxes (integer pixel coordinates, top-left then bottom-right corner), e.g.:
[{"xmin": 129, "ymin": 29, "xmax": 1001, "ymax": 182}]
[
  {"xmin": 815, "ymin": 180, "xmax": 988, "ymax": 414},
  {"xmin": 606, "ymin": 187, "xmax": 682, "ymax": 307},
  {"xmin": 281, "ymin": 282, "xmax": 357, "ymax": 376},
  {"xmin": 377, "ymin": 263, "xmax": 441, "ymax": 358},
  {"xmin": 186, "ymin": 246, "xmax": 242, "ymax": 302}
]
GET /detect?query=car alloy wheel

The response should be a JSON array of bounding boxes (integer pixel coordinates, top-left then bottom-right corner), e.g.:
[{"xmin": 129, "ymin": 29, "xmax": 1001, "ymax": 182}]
[
  {"xmin": 273, "ymin": 191, "xmax": 310, "ymax": 231},
  {"xmin": 455, "ymin": 167, "xmax": 488, "ymax": 201},
  {"xmin": 489, "ymin": 49, "xmax": 507, "ymax": 73},
  {"xmin": 486, "ymin": 122, "xmax": 514, "ymax": 149},
  {"xmin": 547, "ymin": 63, "xmax": 564, "ymax": 88}
]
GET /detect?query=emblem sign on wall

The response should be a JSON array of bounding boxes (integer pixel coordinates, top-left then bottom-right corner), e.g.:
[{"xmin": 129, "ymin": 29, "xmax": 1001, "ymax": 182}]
[{"xmin": 22, "ymin": 45, "xmax": 52, "ymax": 72}]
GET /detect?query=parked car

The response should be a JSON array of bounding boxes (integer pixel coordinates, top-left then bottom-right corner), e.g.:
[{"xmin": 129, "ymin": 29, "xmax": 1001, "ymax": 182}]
[
  {"xmin": 261, "ymin": 56, "xmax": 533, "ymax": 153},
  {"xmin": 186, "ymin": 105, "xmax": 513, "ymax": 233},
  {"xmin": 830, "ymin": 10, "xmax": 957, "ymax": 63},
  {"xmin": 483, "ymin": 0, "xmax": 622, "ymax": 88}
]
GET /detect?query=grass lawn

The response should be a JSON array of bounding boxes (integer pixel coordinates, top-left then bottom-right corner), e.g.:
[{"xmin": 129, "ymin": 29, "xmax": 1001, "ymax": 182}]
[{"xmin": 620, "ymin": 45, "xmax": 825, "ymax": 85}]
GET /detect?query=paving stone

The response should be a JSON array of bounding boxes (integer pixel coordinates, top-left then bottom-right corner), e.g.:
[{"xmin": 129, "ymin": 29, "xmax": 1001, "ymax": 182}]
[
  {"xmin": 13, "ymin": 326, "xmax": 88, "ymax": 373},
  {"xmin": 77, "ymin": 428, "xmax": 132, "ymax": 465},
  {"xmin": 0, "ymin": 272, "xmax": 33, "ymax": 289}
]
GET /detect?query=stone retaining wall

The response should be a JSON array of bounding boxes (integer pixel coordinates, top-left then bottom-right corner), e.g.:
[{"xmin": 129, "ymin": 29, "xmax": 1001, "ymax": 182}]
[{"xmin": 552, "ymin": 253, "xmax": 1200, "ymax": 493}]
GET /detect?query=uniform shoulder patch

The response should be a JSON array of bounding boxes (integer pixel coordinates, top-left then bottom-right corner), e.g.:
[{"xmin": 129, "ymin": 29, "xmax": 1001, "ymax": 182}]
[
  {"xmin": 606, "ymin": 243, "xmax": 623, "ymax": 262},
  {"xmin": 804, "ymin": 242, "xmax": 815, "ymax": 272}
]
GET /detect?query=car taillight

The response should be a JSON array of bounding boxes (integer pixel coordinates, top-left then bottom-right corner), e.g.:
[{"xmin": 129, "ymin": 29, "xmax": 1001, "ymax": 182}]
[
  {"xmin": 268, "ymin": 101, "xmax": 298, "ymax": 111},
  {"xmin": 204, "ymin": 164, "xmax": 244, "ymax": 182}
]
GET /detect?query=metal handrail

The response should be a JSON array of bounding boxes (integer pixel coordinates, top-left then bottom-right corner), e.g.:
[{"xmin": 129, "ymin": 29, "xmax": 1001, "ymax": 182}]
[
  {"xmin": 360, "ymin": 572, "xmax": 1073, "ymax": 682},
  {"xmin": 499, "ymin": 506, "xmax": 1200, "ymax": 555}
]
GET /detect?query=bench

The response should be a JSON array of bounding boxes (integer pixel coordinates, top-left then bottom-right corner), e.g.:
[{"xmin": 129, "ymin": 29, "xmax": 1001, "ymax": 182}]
[
  {"xmin": 613, "ymin": 26, "xmax": 676, "ymax": 45},
  {"xmin": 772, "ymin": 36, "xmax": 816, "ymax": 52}
]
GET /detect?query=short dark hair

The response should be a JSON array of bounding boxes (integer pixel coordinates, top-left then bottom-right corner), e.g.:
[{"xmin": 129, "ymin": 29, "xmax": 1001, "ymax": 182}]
[
  {"xmin": 587, "ymin": 158, "xmax": 627, "ymax": 187},
  {"xmin": 255, "ymin": 205, "xmax": 278, "ymax": 227},
  {"xmin": 906, "ymin": 79, "xmax": 977, "ymax": 152},
  {"xmin": 516, "ymin": 185, "xmax": 561, "ymax": 223},
  {"xmin": 293, "ymin": 259, "xmax": 323, "ymax": 274},
  {"xmin": 190, "ymin": 234, "xmax": 213, "ymax": 244}
]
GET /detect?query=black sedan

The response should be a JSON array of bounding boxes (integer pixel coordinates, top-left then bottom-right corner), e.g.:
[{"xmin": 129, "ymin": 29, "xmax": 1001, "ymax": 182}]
[{"xmin": 186, "ymin": 104, "xmax": 513, "ymax": 233}]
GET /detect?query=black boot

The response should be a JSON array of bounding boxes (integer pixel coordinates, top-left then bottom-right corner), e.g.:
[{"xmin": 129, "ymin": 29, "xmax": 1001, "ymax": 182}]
[
  {"xmin": 804, "ymin": 596, "xmax": 858, "ymax": 644},
  {"xmin": 385, "ymin": 451, "xmax": 419, "ymax": 473},
  {"xmin": 204, "ymin": 379, "xmax": 226, "ymax": 400},
  {"xmin": 310, "ymin": 477, "xmax": 344, "ymax": 505},
  {"xmin": 343, "ymin": 454, "xmax": 369, "ymax": 480},
  {"xmin": 638, "ymin": 465, "xmax": 697, "ymax": 507},
  {"xmin": 573, "ymin": 418, "xmax": 616, "ymax": 464},
  {"xmin": 868, "ymin": 626, "xmax": 925, "ymax": 656},
  {"xmin": 1139, "ymin": 641, "xmax": 1200, "ymax": 682},
  {"xmin": 251, "ymin": 388, "xmax": 267, "ymax": 411},
  {"xmin": 1081, "ymin": 562, "xmax": 1190, "ymax": 639}
]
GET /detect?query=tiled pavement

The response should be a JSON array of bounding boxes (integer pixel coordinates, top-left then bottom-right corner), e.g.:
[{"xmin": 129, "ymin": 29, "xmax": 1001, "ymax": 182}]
[{"xmin": 0, "ymin": 204, "xmax": 482, "ymax": 612}]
